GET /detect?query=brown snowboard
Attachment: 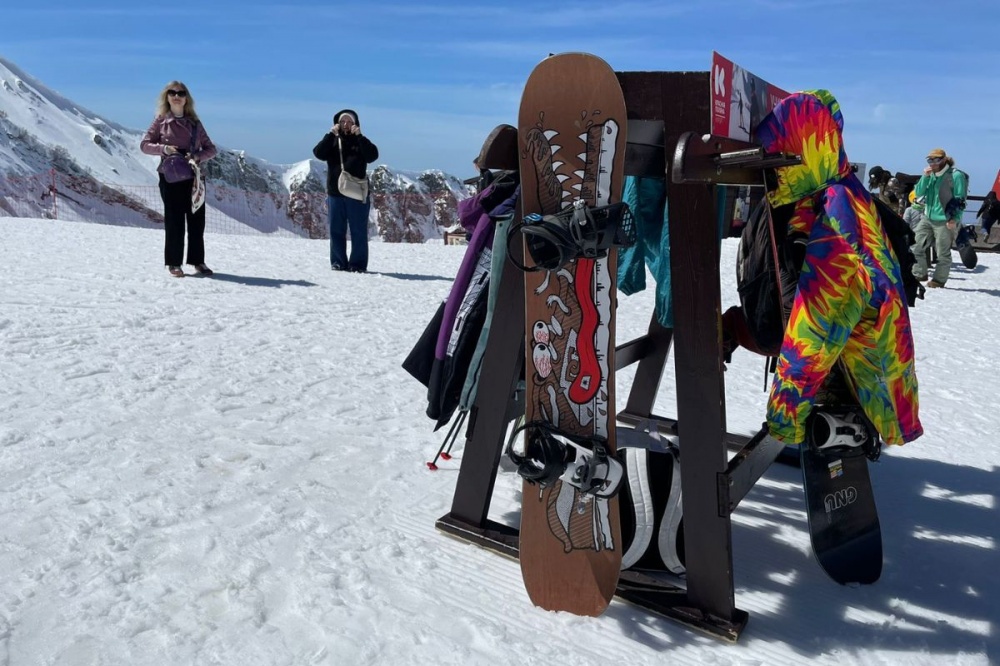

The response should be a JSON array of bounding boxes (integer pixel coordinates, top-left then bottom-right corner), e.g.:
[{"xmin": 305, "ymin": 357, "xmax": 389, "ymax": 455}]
[{"xmin": 516, "ymin": 53, "xmax": 627, "ymax": 616}]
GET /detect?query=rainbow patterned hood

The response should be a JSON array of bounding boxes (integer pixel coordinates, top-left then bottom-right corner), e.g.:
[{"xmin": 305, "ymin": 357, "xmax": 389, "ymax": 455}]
[{"xmin": 756, "ymin": 90, "xmax": 853, "ymax": 208}]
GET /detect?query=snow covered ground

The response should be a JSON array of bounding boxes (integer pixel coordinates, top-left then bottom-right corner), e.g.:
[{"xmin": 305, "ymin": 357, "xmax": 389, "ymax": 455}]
[{"xmin": 0, "ymin": 217, "xmax": 996, "ymax": 665}]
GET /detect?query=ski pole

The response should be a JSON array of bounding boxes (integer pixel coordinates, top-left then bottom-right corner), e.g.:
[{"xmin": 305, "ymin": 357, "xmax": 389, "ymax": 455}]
[
  {"xmin": 439, "ymin": 412, "xmax": 466, "ymax": 462},
  {"xmin": 427, "ymin": 410, "xmax": 468, "ymax": 470}
]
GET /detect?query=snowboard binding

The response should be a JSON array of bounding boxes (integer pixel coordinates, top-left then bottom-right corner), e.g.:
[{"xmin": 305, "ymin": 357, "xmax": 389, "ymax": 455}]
[
  {"xmin": 507, "ymin": 199, "xmax": 635, "ymax": 272},
  {"xmin": 807, "ymin": 408, "xmax": 882, "ymax": 462},
  {"xmin": 506, "ymin": 420, "xmax": 624, "ymax": 498}
]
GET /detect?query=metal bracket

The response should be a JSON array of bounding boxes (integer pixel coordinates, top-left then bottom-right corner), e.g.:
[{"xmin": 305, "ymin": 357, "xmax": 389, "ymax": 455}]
[{"xmin": 672, "ymin": 131, "xmax": 801, "ymax": 186}]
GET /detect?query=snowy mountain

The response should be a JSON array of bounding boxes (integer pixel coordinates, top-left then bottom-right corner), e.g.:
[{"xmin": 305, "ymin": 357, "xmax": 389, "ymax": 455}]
[{"xmin": 0, "ymin": 56, "xmax": 471, "ymax": 240}]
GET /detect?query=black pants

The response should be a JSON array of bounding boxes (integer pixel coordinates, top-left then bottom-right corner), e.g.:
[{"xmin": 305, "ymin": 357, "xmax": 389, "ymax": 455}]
[{"xmin": 158, "ymin": 174, "xmax": 205, "ymax": 266}]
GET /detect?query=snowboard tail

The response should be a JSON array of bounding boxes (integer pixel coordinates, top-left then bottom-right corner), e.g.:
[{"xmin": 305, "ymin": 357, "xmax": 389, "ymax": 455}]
[
  {"xmin": 956, "ymin": 225, "xmax": 978, "ymax": 269},
  {"xmin": 801, "ymin": 403, "xmax": 882, "ymax": 585},
  {"xmin": 959, "ymin": 242, "xmax": 978, "ymax": 269}
]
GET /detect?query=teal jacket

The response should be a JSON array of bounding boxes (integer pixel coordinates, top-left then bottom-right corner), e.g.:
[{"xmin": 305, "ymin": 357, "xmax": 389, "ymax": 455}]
[{"xmin": 914, "ymin": 165, "xmax": 967, "ymax": 223}]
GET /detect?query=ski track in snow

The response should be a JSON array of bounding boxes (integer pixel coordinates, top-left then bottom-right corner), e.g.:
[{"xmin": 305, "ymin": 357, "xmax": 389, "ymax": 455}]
[{"xmin": 0, "ymin": 217, "xmax": 996, "ymax": 665}]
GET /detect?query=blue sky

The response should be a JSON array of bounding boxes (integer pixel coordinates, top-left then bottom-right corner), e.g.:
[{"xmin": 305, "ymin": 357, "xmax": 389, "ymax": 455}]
[{"xmin": 4, "ymin": 0, "xmax": 999, "ymax": 190}]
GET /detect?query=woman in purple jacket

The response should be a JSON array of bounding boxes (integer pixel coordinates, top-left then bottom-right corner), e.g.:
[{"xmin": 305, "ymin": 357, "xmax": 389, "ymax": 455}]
[{"xmin": 140, "ymin": 81, "xmax": 218, "ymax": 277}]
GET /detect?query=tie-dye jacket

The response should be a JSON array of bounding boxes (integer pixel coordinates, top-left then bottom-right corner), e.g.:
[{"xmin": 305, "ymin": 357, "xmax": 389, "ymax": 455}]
[{"xmin": 755, "ymin": 90, "xmax": 923, "ymax": 446}]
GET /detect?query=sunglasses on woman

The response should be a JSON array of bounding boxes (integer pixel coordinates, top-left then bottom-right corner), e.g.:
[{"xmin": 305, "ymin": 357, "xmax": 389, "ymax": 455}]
[
  {"xmin": 926, "ymin": 156, "xmax": 943, "ymax": 164},
  {"xmin": 167, "ymin": 89, "xmax": 188, "ymax": 98}
]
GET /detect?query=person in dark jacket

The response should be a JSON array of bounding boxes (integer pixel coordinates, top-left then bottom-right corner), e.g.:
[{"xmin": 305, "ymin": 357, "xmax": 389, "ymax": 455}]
[
  {"xmin": 140, "ymin": 81, "xmax": 218, "ymax": 277},
  {"xmin": 312, "ymin": 109, "xmax": 379, "ymax": 272},
  {"xmin": 977, "ymin": 190, "xmax": 999, "ymax": 241}
]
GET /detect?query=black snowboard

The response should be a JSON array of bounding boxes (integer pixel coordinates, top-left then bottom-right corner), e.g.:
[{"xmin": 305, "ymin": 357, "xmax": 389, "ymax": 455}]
[
  {"xmin": 956, "ymin": 225, "xmax": 978, "ymax": 269},
  {"xmin": 801, "ymin": 406, "xmax": 882, "ymax": 585}
]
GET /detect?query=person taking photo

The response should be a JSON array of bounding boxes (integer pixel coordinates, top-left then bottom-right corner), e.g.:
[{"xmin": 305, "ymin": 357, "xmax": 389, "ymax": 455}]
[{"xmin": 312, "ymin": 109, "xmax": 379, "ymax": 273}]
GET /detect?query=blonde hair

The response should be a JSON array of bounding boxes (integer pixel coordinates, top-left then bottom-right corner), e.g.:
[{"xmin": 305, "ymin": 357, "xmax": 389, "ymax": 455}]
[{"xmin": 155, "ymin": 81, "xmax": 199, "ymax": 121}]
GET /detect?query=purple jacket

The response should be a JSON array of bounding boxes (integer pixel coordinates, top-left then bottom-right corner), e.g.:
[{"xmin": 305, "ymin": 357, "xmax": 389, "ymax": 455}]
[{"xmin": 140, "ymin": 115, "xmax": 217, "ymax": 173}]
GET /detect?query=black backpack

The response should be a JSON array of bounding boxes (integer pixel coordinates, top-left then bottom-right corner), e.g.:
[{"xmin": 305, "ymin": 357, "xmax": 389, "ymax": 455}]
[
  {"xmin": 870, "ymin": 197, "xmax": 925, "ymax": 307},
  {"xmin": 986, "ymin": 197, "xmax": 1000, "ymax": 221},
  {"xmin": 735, "ymin": 199, "xmax": 804, "ymax": 357},
  {"xmin": 737, "ymin": 194, "xmax": 923, "ymax": 358}
]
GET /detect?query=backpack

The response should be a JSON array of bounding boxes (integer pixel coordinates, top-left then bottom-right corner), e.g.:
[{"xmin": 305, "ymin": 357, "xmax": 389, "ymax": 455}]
[
  {"xmin": 735, "ymin": 199, "xmax": 804, "ymax": 357},
  {"xmin": 986, "ymin": 197, "xmax": 1000, "ymax": 221},
  {"xmin": 941, "ymin": 169, "xmax": 968, "ymax": 221},
  {"xmin": 736, "ymin": 194, "xmax": 923, "ymax": 358},
  {"xmin": 870, "ymin": 197, "xmax": 925, "ymax": 307},
  {"xmin": 975, "ymin": 191, "xmax": 999, "ymax": 220}
]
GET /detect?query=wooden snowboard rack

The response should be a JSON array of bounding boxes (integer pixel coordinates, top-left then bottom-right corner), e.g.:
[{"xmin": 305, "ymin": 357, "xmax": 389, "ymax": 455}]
[{"xmin": 435, "ymin": 71, "xmax": 801, "ymax": 643}]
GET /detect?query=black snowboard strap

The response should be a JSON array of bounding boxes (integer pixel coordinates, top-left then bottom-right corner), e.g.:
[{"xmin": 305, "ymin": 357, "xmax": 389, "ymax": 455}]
[
  {"xmin": 506, "ymin": 201, "xmax": 636, "ymax": 272},
  {"xmin": 506, "ymin": 420, "xmax": 623, "ymax": 498}
]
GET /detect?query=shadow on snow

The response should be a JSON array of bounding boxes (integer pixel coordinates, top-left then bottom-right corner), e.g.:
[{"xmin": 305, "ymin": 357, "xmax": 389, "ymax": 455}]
[{"xmin": 493, "ymin": 452, "xmax": 997, "ymax": 659}]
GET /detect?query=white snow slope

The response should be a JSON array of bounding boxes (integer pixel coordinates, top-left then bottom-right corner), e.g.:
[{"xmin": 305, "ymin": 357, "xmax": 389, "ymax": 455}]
[{"xmin": 0, "ymin": 217, "xmax": 996, "ymax": 665}]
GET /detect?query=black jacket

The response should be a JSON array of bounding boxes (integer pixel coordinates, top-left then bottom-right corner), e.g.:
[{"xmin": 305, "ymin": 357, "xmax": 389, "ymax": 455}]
[
  {"xmin": 977, "ymin": 195, "xmax": 1000, "ymax": 222},
  {"xmin": 312, "ymin": 108, "xmax": 379, "ymax": 197}
]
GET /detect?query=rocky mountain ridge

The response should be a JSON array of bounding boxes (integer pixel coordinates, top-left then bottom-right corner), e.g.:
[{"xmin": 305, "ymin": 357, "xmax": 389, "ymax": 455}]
[{"xmin": 0, "ymin": 56, "xmax": 471, "ymax": 241}]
